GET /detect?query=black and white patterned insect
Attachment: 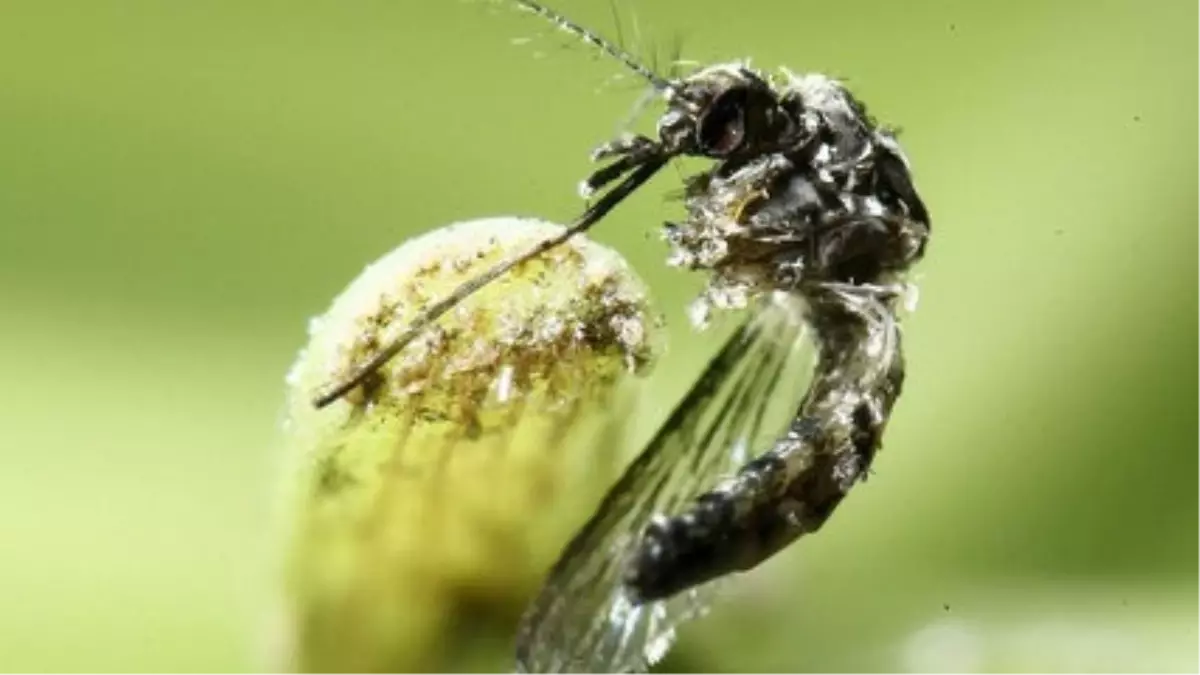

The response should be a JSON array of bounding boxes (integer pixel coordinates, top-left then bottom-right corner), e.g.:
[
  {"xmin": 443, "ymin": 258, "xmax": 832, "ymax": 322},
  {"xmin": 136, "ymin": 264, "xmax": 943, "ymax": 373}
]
[{"xmin": 312, "ymin": 1, "xmax": 931, "ymax": 671}]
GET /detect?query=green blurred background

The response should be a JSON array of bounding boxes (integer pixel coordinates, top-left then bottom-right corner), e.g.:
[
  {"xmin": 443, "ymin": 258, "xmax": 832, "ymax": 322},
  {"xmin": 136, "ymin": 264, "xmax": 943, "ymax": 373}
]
[{"xmin": 0, "ymin": 0, "xmax": 1195, "ymax": 671}]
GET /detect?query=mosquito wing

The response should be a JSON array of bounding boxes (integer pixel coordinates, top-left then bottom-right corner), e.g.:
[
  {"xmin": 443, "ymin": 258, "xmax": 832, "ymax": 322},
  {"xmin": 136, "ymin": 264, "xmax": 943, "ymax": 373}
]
[{"xmin": 516, "ymin": 296, "xmax": 814, "ymax": 672}]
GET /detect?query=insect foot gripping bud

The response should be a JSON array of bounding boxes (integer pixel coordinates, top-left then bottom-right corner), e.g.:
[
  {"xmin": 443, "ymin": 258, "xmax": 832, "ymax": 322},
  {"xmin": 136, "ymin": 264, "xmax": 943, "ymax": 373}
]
[{"xmin": 275, "ymin": 217, "xmax": 660, "ymax": 673}]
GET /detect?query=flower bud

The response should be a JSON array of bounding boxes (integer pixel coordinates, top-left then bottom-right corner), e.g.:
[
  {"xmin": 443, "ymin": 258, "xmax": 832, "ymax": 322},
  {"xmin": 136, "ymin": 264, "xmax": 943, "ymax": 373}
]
[{"xmin": 275, "ymin": 216, "xmax": 659, "ymax": 672}]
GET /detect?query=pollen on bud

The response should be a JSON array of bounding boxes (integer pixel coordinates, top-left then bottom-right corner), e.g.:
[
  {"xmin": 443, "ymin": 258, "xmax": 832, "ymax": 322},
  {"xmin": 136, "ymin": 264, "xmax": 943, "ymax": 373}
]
[{"xmin": 273, "ymin": 216, "xmax": 660, "ymax": 672}]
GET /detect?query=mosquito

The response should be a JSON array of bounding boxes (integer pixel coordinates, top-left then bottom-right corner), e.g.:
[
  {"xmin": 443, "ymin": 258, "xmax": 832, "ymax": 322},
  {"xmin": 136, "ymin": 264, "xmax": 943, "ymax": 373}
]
[{"xmin": 311, "ymin": 1, "xmax": 931, "ymax": 671}]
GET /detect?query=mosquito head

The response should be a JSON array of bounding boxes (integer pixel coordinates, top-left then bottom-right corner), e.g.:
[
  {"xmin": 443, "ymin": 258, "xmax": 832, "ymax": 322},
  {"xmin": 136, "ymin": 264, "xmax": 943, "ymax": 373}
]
[
  {"xmin": 577, "ymin": 64, "xmax": 801, "ymax": 206},
  {"xmin": 656, "ymin": 64, "xmax": 796, "ymax": 160},
  {"xmin": 579, "ymin": 65, "xmax": 800, "ymax": 198}
]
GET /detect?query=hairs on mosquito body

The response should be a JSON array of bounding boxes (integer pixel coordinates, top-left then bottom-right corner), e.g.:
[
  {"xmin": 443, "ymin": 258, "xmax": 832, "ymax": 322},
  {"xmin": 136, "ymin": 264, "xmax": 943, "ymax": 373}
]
[{"xmin": 613, "ymin": 30, "xmax": 694, "ymax": 133}]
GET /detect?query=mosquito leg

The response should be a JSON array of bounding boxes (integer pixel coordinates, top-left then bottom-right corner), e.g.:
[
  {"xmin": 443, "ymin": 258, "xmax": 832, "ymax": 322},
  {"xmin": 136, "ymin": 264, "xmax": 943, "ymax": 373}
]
[{"xmin": 312, "ymin": 156, "xmax": 668, "ymax": 408}]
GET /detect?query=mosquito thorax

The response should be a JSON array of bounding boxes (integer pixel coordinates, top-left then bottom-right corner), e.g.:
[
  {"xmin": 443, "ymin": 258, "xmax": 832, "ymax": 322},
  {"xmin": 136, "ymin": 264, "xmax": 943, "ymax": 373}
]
[{"xmin": 657, "ymin": 68, "xmax": 929, "ymax": 330}]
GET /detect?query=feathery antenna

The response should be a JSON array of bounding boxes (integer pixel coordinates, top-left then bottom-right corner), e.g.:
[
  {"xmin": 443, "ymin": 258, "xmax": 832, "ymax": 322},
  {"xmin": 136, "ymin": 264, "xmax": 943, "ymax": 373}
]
[{"xmin": 509, "ymin": 0, "xmax": 673, "ymax": 92}]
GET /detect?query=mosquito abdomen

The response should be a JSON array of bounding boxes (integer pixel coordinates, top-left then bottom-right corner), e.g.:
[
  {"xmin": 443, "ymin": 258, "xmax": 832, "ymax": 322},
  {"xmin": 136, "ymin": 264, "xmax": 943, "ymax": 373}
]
[{"xmin": 624, "ymin": 291, "xmax": 907, "ymax": 604}]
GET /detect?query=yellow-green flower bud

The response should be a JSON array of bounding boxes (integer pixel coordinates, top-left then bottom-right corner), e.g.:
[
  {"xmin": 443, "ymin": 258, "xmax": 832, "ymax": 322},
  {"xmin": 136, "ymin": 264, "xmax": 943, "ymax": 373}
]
[{"xmin": 275, "ymin": 217, "xmax": 659, "ymax": 672}]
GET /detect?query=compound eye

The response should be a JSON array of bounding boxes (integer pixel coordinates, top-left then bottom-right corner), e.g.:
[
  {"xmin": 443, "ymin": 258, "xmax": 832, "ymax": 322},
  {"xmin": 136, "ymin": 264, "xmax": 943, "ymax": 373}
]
[{"xmin": 697, "ymin": 88, "xmax": 748, "ymax": 156}]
